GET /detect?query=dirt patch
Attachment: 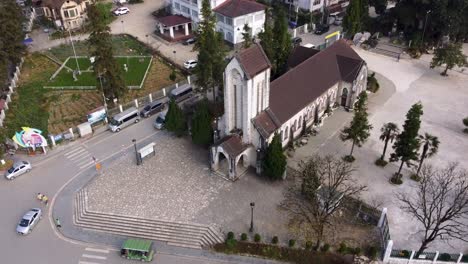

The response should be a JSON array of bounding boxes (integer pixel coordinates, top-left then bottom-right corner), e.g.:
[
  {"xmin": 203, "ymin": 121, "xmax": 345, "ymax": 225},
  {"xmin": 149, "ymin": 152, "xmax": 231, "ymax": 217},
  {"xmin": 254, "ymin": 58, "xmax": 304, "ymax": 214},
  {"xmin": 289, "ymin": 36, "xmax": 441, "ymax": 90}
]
[{"xmin": 47, "ymin": 90, "xmax": 102, "ymax": 134}]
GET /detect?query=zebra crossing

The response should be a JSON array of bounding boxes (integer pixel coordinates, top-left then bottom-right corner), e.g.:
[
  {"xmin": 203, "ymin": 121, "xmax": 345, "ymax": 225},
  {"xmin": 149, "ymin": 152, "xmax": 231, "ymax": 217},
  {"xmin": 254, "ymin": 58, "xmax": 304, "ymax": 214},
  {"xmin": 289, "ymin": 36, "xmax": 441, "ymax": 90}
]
[
  {"xmin": 64, "ymin": 145, "xmax": 95, "ymax": 169},
  {"xmin": 78, "ymin": 247, "xmax": 110, "ymax": 264}
]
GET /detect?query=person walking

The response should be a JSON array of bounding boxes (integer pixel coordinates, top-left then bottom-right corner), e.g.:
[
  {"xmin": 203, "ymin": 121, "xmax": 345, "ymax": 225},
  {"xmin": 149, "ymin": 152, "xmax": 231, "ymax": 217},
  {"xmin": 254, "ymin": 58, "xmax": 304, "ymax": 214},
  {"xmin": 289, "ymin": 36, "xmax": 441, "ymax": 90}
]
[
  {"xmin": 55, "ymin": 218, "xmax": 61, "ymax": 228},
  {"xmin": 42, "ymin": 195, "xmax": 49, "ymax": 206},
  {"xmin": 36, "ymin": 193, "xmax": 43, "ymax": 201}
]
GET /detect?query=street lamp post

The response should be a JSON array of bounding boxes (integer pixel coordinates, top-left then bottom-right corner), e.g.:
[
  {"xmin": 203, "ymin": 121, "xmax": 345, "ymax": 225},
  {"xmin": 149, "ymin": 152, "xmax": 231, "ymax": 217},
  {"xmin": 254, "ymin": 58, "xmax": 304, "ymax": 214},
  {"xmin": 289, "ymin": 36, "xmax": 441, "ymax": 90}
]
[
  {"xmin": 121, "ymin": 20, "xmax": 125, "ymax": 34},
  {"xmin": 173, "ymin": 50, "xmax": 177, "ymax": 64},
  {"xmin": 249, "ymin": 202, "xmax": 255, "ymax": 233},
  {"xmin": 132, "ymin": 139, "xmax": 141, "ymax": 165},
  {"xmin": 421, "ymin": 10, "xmax": 431, "ymax": 47},
  {"xmin": 146, "ymin": 34, "xmax": 149, "ymax": 46}
]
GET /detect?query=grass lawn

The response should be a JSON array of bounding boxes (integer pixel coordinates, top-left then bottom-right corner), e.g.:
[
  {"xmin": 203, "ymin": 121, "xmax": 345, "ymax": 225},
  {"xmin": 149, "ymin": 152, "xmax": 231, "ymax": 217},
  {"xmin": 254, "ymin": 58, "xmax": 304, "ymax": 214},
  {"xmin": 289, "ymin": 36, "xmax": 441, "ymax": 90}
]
[
  {"xmin": 48, "ymin": 56, "xmax": 152, "ymax": 88},
  {"xmin": 45, "ymin": 35, "xmax": 152, "ymax": 62}
]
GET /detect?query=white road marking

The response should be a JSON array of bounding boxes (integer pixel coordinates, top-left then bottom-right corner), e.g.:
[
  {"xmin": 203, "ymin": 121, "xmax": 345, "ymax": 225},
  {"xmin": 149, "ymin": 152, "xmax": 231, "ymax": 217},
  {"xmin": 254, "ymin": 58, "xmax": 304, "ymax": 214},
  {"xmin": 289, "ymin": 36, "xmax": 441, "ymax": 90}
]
[
  {"xmin": 64, "ymin": 146, "xmax": 86, "ymax": 156},
  {"xmin": 65, "ymin": 148, "xmax": 86, "ymax": 158},
  {"xmin": 78, "ymin": 161, "xmax": 94, "ymax": 169},
  {"xmin": 81, "ymin": 254, "xmax": 107, "ymax": 260},
  {"xmin": 68, "ymin": 151, "xmax": 90, "ymax": 160},
  {"xmin": 78, "ymin": 261, "xmax": 102, "ymax": 264},
  {"xmin": 85, "ymin": 247, "xmax": 110, "ymax": 254}
]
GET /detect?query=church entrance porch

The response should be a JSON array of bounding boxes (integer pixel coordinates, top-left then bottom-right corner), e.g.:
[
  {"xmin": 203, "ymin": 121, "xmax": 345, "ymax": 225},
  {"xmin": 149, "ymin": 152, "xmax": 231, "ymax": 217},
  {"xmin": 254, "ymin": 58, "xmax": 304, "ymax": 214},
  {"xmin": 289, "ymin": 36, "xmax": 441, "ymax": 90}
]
[{"xmin": 210, "ymin": 135, "xmax": 252, "ymax": 181}]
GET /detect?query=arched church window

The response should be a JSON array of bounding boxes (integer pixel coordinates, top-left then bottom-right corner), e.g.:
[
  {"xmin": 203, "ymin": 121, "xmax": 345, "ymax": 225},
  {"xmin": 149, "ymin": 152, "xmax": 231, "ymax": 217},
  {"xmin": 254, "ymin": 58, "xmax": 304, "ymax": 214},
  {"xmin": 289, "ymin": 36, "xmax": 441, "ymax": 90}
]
[
  {"xmin": 284, "ymin": 127, "xmax": 289, "ymax": 140},
  {"xmin": 298, "ymin": 117, "xmax": 302, "ymax": 128}
]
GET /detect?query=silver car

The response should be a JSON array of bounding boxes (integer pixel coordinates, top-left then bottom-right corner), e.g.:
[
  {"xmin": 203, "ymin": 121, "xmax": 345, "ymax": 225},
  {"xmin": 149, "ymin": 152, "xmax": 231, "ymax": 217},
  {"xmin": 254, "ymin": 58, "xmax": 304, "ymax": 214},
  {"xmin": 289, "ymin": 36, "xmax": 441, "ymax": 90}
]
[
  {"xmin": 16, "ymin": 208, "xmax": 42, "ymax": 235},
  {"xmin": 5, "ymin": 161, "xmax": 32, "ymax": 180}
]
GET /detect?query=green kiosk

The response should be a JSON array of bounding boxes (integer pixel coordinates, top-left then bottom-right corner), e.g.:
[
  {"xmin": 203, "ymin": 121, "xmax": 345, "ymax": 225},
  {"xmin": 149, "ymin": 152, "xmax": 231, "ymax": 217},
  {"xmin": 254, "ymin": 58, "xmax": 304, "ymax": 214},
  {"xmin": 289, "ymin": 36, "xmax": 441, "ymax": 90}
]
[{"xmin": 120, "ymin": 239, "xmax": 155, "ymax": 262}]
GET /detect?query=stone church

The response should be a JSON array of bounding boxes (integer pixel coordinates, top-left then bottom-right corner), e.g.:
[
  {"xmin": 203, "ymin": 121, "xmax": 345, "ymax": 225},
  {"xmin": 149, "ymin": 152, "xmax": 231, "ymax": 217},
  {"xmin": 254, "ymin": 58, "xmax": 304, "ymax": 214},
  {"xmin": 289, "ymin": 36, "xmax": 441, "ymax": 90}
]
[{"xmin": 210, "ymin": 39, "xmax": 368, "ymax": 180}]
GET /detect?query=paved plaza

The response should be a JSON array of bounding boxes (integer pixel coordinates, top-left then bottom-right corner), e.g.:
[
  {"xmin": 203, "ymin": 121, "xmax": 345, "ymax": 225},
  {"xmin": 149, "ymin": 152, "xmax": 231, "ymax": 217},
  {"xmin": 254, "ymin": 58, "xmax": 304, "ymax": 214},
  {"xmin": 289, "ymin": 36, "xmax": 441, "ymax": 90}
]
[{"xmin": 290, "ymin": 47, "xmax": 468, "ymax": 253}]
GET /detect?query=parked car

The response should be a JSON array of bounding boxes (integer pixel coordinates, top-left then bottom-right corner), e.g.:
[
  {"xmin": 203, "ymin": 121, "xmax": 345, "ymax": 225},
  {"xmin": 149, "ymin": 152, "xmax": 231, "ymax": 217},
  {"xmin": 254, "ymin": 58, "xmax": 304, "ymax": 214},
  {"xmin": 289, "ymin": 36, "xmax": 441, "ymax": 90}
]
[
  {"xmin": 314, "ymin": 24, "xmax": 330, "ymax": 35},
  {"xmin": 292, "ymin": 37, "xmax": 302, "ymax": 45},
  {"xmin": 183, "ymin": 37, "xmax": 197, "ymax": 45},
  {"xmin": 113, "ymin": 7, "xmax": 130, "ymax": 16},
  {"xmin": 154, "ymin": 110, "xmax": 168, "ymax": 130},
  {"xmin": 16, "ymin": 208, "xmax": 42, "ymax": 235},
  {"xmin": 184, "ymin": 60, "xmax": 198, "ymax": 69},
  {"xmin": 113, "ymin": 0, "xmax": 128, "ymax": 4},
  {"xmin": 5, "ymin": 161, "xmax": 32, "ymax": 180},
  {"xmin": 333, "ymin": 16, "xmax": 343, "ymax": 26},
  {"xmin": 139, "ymin": 97, "xmax": 169, "ymax": 118}
]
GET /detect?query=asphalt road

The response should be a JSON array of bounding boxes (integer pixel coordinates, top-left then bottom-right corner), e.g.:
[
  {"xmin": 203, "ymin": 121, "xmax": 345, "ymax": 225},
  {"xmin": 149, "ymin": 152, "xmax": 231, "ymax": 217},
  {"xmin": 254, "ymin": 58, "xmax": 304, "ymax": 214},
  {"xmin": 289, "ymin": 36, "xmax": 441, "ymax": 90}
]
[{"xmin": 0, "ymin": 116, "xmax": 270, "ymax": 264}]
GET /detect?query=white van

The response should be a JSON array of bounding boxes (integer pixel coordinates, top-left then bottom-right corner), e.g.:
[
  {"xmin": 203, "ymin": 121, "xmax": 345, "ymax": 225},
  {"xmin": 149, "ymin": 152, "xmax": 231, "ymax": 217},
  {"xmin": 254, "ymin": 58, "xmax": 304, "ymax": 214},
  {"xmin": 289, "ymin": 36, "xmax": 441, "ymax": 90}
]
[
  {"xmin": 169, "ymin": 84, "xmax": 193, "ymax": 103},
  {"xmin": 154, "ymin": 109, "xmax": 168, "ymax": 130},
  {"xmin": 109, "ymin": 107, "xmax": 140, "ymax": 132}
]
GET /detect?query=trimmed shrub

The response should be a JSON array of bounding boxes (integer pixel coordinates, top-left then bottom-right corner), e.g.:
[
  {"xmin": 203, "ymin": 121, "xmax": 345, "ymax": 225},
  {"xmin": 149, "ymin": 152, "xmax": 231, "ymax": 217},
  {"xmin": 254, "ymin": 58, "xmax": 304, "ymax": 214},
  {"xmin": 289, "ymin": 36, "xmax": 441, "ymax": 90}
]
[
  {"xmin": 321, "ymin": 244, "xmax": 330, "ymax": 252},
  {"xmin": 343, "ymin": 155, "xmax": 355, "ymax": 163},
  {"xmin": 227, "ymin": 231, "xmax": 234, "ymax": 240},
  {"xmin": 225, "ymin": 237, "xmax": 237, "ymax": 250},
  {"xmin": 410, "ymin": 174, "xmax": 421, "ymax": 182},
  {"xmin": 368, "ymin": 246, "xmax": 378, "ymax": 260},
  {"xmin": 439, "ymin": 253, "xmax": 452, "ymax": 261},
  {"xmin": 390, "ymin": 174, "xmax": 403, "ymax": 185},
  {"xmin": 338, "ymin": 242, "xmax": 347, "ymax": 254},
  {"xmin": 353, "ymin": 247, "xmax": 362, "ymax": 256},
  {"xmin": 463, "ymin": 117, "xmax": 468, "ymax": 127},
  {"xmin": 288, "ymin": 239, "xmax": 296, "ymax": 247},
  {"xmin": 375, "ymin": 158, "xmax": 388, "ymax": 167},
  {"xmin": 240, "ymin": 233, "xmax": 248, "ymax": 241},
  {"xmin": 400, "ymin": 250, "xmax": 410, "ymax": 258},
  {"xmin": 272, "ymin": 236, "xmax": 279, "ymax": 244},
  {"xmin": 254, "ymin": 233, "xmax": 261, "ymax": 242},
  {"xmin": 305, "ymin": 241, "xmax": 313, "ymax": 250}
]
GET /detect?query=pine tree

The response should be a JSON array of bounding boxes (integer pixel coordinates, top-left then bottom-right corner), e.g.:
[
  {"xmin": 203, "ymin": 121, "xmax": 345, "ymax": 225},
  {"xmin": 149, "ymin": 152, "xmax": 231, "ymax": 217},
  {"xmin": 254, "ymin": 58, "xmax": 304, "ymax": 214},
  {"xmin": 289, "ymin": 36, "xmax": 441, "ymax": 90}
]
[
  {"xmin": 430, "ymin": 43, "xmax": 467, "ymax": 76},
  {"xmin": 88, "ymin": 4, "xmax": 126, "ymax": 100},
  {"xmin": 242, "ymin": 23, "xmax": 253, "ymax": 48},
  {"xmin": 165, "ymin": 99, "xmax": 187, "ymax": 137},
  {"xmin": 194, "ymin": 0, "xmax": 227, "ymax": 101},
  {"xmin": 272, "ymin": 6, "xmax": 292, "ymax": 77},
  {"xmin": 191, "ymin": 100, "xmax": 213, "ymax": 146},
  {"xmin": 258, "ymin": 10, "xmax": 275, "ymax": 69},
  {"xmin": 0, "ymin": 0, "xmax": 26, "ymax": 65},
  {"xmin": 390, "ymin": 103, "xmax": 424, "ymax": 183},
  {"xmin": 262, "ymin": 133, "xmax": 287, "ymax": 180},
  {"xmin": 340, "ymin": 92, "xmax": 373, "ymax": 162},
  {"xmin": 342, "ymin": 0, "xmax": 368, "ymax": 38}
]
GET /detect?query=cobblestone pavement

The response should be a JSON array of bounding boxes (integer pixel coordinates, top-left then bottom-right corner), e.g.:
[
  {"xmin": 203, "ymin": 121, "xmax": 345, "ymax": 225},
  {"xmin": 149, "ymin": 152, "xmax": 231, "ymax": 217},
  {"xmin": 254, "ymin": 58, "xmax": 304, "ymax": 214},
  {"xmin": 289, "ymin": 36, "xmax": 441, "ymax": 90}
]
[
  {"xmin": 85, "ymin": 131, "xmax": 290, "ymax": 241},
  {"xmin": 86, "ymin": 132, "xmax": 229, "ymax": 223}
]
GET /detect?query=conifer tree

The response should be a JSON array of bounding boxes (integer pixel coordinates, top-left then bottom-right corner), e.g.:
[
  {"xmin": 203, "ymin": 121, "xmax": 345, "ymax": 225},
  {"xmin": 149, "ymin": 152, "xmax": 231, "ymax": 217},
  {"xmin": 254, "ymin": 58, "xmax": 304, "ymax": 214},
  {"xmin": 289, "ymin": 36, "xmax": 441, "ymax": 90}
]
[
  {"xmin": 263, "ymin": 133, "xmax": 287, "ymax": 180},
  {"xmin": 191, "ymin": 100, "xmax": 213, "ymax": 146},
  {"xmin": 242, "ymin": 23, "xmax": 253, "ymax": 48},
  {"xmin": 390, "ymin": 103, "xmax": 424, "ymax": 183},
  {"xmin": 165, "ymin": 99, "xmax": 187, "ymax": 137},
  {"xmin": 88, "ymin": 4, "xmax": 126, "ymax": 100},
  {"xmin": 194, "ymin": 0, "xmax": 226, "ymax": 101},
  {"xmin": 0, "ymin": 0, "xmax": 26, "ymax": 65},
  {"xmin": 272, "ymin": 6, "xmax": 292, "ymax": 76},
  {"xmin": 340, "ymin": 92, "xmax": 373, "ymax": 162}
]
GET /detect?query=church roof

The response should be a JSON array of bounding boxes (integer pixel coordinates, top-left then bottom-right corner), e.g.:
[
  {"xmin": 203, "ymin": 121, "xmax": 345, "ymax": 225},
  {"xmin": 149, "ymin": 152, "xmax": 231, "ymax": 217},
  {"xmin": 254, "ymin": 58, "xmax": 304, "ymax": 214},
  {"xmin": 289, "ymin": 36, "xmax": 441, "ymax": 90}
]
[
  {"xmin": 287, "ymin": 46, "xmax": 320, "ymax": 69},
  {"xmin": 213, "ymin": 0, "xmax": 266, "ymax": 18},
  {"xmin": 268, "ymin": 39, "xmax": 365, "ymax": 124},
  {"xmin": 235, "ymin": 43, "xmax": 271, "ymax": 79},
  {"xmin": 216, "ymin": 135, "xmax": 248, "ymax": 157},
  {"xmin": 252, "ymin": 110, "xmax": 280, "ymax": 139}
]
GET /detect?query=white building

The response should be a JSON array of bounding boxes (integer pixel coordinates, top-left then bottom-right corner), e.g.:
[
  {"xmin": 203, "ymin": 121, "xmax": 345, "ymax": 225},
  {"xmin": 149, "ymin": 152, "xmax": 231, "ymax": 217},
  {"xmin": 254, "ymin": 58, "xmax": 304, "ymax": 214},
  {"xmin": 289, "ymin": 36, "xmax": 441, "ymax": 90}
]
[
  {"xmin": 213, "ymin": 0, "xmax": 266, "ymax": 45},
  {"xmin": 171, "ymin": 0, "xmax": 229, "ymax": 25},
  {"xmin": 284, "ymin": 0, "xmax": 349, "ymax": 14},
  {"xmin": 210, "ymin": 40, "xmax": 367, "ymax": 180}
]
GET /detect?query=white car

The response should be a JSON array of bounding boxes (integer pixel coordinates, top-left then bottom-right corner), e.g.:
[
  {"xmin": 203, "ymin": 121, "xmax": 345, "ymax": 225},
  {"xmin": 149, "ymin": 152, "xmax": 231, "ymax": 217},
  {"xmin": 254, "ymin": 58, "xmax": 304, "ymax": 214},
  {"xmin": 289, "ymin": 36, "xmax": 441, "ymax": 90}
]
[
  {"xmin": 113, "ymin": 7, "xmax": 130, "ymax": 16},
  {"xmin": 16, "ymin": 208, "xmax": 42, "ymax": 235},
  {"xmin": 5, "ymin": 161, "xmax": 32, "ymax": 180},
  {"xmin": 184, "ymin": 60, "xmax": 197, "ymax": 69}
]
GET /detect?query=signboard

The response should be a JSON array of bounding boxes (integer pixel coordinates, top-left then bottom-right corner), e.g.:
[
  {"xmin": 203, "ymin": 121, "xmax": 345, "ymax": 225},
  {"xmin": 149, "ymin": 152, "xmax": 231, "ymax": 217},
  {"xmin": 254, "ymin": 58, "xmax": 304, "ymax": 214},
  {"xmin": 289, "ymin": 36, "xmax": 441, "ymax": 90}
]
[
  {"xmin": 138, "ymin": 143, "xmax": 156, "ymax": 160},
  {"xmin": 87, "ymin": 106, "xmax": 107, "ymax": 125}
]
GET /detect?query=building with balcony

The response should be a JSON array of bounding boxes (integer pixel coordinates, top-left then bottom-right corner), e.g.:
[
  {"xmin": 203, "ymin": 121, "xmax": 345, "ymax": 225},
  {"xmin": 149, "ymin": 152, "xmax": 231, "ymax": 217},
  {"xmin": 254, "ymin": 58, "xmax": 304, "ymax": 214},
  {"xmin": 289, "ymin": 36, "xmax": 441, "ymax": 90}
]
[
  {"xmin": 213, "ymin": 0, "xmax": 266, "ymax": 45},
  {"xmin": 34, "ymin": 0, "xmax": 93, "ymax": 30}
]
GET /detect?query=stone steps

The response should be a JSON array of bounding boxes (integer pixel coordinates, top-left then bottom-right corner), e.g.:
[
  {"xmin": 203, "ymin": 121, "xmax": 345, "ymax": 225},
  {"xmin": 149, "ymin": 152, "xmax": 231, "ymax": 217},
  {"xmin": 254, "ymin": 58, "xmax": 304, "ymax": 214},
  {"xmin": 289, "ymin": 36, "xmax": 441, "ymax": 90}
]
[{"xmin": 74, "ymin": 189, "xmax": 224, "ymax": 249}]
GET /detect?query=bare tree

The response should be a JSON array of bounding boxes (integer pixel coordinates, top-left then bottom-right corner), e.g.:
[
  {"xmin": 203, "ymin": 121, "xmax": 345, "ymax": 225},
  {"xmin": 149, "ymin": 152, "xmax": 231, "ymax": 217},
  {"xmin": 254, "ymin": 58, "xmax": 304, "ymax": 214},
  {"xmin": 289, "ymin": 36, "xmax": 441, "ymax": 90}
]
[
  {"xmin": 397, "ymin": 164, "xmax": 468, "ymax": 257},
  {"xmin": 280, "ymin": 155, "xmax": 367, "ymax": 248}
]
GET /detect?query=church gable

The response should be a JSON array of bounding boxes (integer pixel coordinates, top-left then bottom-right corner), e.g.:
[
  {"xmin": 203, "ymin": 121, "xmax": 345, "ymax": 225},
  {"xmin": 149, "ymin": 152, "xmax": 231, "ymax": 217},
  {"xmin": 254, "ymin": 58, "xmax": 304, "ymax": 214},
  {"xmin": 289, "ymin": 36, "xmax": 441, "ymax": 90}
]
[{"xmin": 235, "ymin": 43, "xmax": 271, "ymax": 79}]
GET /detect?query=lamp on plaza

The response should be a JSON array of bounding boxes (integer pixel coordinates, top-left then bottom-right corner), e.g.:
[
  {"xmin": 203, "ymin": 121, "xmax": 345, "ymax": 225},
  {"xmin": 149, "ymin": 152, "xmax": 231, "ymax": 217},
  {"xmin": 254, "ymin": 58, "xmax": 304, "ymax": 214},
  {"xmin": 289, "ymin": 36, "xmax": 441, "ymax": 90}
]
[
  {"xmin": 132, "ymin": 139, "xmax": 141, "ymax": 165},
  {"xmin": 146, "ymin": 34, "xmax": 149, "ymax": 46},
  {"xmin": 249, "ymin": 202, "xmax": 255, "ymax": 233},
  {"xmin": 421, "ymin": 10, "xmax": 432, "ymax": 47},
  {"xmin": 121, "ymin": 20, "xmax": 125, "ymax": 34},
  {"xmin": 173, "ymin": 50, "xmax": 177, "ymax": 63}
]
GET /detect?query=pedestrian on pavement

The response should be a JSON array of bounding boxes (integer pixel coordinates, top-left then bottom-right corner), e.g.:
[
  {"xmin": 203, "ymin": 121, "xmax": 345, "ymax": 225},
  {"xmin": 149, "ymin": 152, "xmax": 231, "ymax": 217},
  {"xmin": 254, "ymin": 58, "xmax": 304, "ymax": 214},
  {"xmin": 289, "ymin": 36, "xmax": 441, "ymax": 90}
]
[
  {"xmin": 42, "ymin": 195, "xmax": 49, "ymax": 206},
  {"xmin": 55, "ymin": 218, "xmax": 61, "ymax": 228},
  {"xmin": 37, "ymin": 193, "xmax": 43, "ymax": 201}
]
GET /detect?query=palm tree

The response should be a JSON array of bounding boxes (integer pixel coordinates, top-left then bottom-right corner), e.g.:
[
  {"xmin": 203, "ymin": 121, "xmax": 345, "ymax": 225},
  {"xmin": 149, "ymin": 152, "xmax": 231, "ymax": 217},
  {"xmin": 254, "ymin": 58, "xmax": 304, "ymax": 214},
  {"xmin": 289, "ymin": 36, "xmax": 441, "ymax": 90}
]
[
  {"xmin": 379, "ymin": 122, "xmax": 399, "ymax": 161},
  {"xmin": 416, "ymin": 133, "xmax": 440, "ymax": 175}
]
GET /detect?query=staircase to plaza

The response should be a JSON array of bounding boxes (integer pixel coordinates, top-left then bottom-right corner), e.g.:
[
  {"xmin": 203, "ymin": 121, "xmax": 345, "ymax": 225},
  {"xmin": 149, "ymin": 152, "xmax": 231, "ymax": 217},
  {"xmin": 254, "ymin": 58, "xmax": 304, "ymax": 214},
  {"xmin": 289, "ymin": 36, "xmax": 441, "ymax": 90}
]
[{"xmin": 73, "ymin": 189, "xmax": 224, "ymax": 249}]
